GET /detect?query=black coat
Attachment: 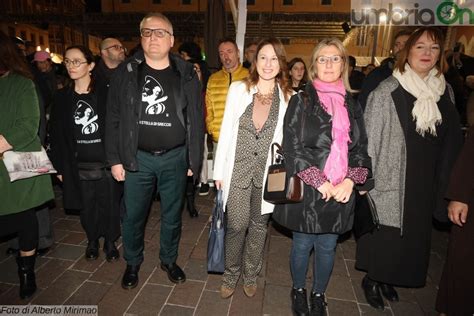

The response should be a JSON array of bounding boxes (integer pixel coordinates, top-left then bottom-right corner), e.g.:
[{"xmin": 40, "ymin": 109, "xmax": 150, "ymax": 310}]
[
  {"xmin": 105, "ymin": 52, "xmax": 204, "ymax": 181},
  {"xmin": 358, "ymin": 59, "xmax": 394, "ymax": 111},
  {"xmin": 49, "ymin": 84, "xmax": 108, "ymax": 209},
  {"xmin": 272, "ymin": 83, "xmax": 372, "ymax": 234}
]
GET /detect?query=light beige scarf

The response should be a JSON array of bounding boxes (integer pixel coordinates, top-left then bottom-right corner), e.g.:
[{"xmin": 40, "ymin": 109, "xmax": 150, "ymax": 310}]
[{"xmin": 393, "ymin": 64, "xmax": 446, "ymax": 136}]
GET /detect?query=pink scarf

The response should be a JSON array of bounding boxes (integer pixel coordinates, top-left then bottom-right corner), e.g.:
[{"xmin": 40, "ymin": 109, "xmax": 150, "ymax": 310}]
[{"xmin": 313, "ymin": 79, "xmax": 351, "ymax": 185}]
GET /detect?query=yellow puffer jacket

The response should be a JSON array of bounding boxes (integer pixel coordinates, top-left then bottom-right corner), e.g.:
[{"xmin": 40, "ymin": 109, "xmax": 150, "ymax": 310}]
[{"xmin": 205, "ymin": 65, "xmax": 249, "ymax": 142}]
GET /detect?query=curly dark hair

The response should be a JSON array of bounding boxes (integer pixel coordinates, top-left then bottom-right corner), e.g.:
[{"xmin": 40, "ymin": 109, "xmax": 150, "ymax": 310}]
[{"xmin": 178, "ymin": 42, "xmax": 202, "ymax": 61}]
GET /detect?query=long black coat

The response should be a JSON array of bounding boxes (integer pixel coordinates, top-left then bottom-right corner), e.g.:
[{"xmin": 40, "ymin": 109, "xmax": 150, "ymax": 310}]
[
  {"xmin": 272, "ymin": 83, "xmax": 372, "ymax": 234},
  {"xmin": 49, "ymin": 84, "xmax": 108, "ymax": 209},
  {"xmin": 358, "ymin": 60, "xmax": 393, "ymax": 111}
]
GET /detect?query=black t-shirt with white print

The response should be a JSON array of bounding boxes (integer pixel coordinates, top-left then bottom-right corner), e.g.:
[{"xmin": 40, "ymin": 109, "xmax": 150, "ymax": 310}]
[
  {"xmin": 72, "ymin": 91, "xmax": 105, "ymax": 164},
  {"xmin": 138, "ymin": 63, "xmax": 186, "ymax": 152}
]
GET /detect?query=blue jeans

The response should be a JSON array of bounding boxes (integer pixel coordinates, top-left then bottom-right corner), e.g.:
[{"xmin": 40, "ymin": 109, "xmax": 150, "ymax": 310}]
[{"xmin": 290, "ymin": 232, "xmax": 338, "ymax": 293}]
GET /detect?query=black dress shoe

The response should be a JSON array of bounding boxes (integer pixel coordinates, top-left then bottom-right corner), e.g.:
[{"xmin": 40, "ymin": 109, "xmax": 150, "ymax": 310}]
[
  {"xmin": 379, "ymin": 283, "xmax": 399, "ymax": 302},
  {"xmin": 160, "ymin": 262, "xmax": 186, "ymax": 283},
  {"xmin": 362, "ymin": 275, "xmax": 384, "ymax": 310},
  {"xmin": 85, "ymin": 240, "xmax": 99, "ymax": 261},
  {"xmin": 122, "ymin": 265, "xmax": 140, "ymax": 289},
  {"xmin": 104, "ymin": 241, "xmax": 119, "ymax": 262}
]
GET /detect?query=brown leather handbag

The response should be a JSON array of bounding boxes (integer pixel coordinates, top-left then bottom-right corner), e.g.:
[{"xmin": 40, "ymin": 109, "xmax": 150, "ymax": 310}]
[{"xmin": 263, "ymin": 143, "xmax": 304, "ymax": 204}]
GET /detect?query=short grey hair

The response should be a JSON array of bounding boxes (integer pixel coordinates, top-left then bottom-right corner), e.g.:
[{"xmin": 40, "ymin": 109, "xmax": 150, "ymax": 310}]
[{"xmin": 139, "ymin": 12, "xmax": 173, "ymax": 35}]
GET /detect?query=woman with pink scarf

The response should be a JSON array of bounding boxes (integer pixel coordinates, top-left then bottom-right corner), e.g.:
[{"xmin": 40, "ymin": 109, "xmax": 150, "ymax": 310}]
[{"xmin": 272, "ymin": 38, "xmax": 371, "ymax": 316}]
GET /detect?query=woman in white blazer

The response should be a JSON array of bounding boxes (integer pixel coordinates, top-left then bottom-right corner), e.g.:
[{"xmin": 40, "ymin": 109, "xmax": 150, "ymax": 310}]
[{"xmin": 214, "ymin": 37, "xmax": 294, "ymax": 299}]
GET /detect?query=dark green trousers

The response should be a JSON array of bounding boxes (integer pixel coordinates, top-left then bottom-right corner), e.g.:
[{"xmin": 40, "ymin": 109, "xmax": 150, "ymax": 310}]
[{"xmin": 123, "ymin": 147, "xmax": 187, "ymax": 266}]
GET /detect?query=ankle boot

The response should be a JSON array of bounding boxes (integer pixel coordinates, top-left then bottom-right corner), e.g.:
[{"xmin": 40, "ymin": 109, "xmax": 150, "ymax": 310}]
[
  {"xmin": 309, "ymin": 292, "xmax": 327, "ymax": 316},
  {"xmin": 291, "ymin": 288, "xmax": 310, "ymax": 316},
  {"xmin": 16, "ymin": 255, "xmax": 37, "ymax": 299},
  {"xmin": 379, "ymin": 283, "xmax": 399, "ymax": 302},
  {"xmin": 361, "ymin": 275, "xmax": 384, "ymax": 310}
]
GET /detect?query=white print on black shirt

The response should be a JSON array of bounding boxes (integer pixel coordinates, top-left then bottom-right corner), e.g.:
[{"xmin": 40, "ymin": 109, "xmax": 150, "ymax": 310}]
[
  {"xmin": 142, "ymin": 75, "xmax": 168, "ymax": 115},
  {"xmin": 74, "ymin": 100, "xmax": 98, "ymax": 135}
]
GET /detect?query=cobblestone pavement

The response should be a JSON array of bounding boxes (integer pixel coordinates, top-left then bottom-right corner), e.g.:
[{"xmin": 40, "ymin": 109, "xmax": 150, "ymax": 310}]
[{"xmin": 0, "ymin": 189, "xmax": 448, "ymax": 315}]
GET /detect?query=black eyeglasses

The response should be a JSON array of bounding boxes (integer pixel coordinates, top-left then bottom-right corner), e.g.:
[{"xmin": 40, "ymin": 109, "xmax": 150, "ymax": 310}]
[
  {"xmin": 103, "ymin": 44, "xmax": 124, "ymax": 51},
  {"xmin": 140, "ymin": 28, "xmax": 173, "ymax": 38},
  {"xmin": 63, "ymin": 59, "xmax": 88, "ymax": 68}
]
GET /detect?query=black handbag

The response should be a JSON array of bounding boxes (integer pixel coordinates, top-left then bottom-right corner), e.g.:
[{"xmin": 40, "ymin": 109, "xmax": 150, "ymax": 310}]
[
  {"xmin": 353, "ymin": 192, "xmax": 380, "ymax": 238},
  {"xmin": 207, "ymin": 190, "xmax": 225, "ymax": 273},
  {"xmin": 263, "ymin": 143, "xmax": 304, "ymax": 204},
  {"xmin": 77, "ymin": 162, "xmax": 105, "ymax": 181}
]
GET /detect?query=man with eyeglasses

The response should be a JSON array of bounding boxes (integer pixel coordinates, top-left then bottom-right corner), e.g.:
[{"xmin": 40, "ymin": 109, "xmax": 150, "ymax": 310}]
[
  {"xmin": 106, "ymin": 12, "xmax": 204, "ymax": 290},
  {"xmin": 94, "ymin": 38, "xmax": 126, "ymax": 88}
]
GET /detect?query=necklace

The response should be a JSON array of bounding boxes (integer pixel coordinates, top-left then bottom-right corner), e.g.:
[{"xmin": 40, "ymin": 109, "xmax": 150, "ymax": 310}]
[{"xmin": 255, "ymin": 89, "xmax": 274, "ymax": 106}]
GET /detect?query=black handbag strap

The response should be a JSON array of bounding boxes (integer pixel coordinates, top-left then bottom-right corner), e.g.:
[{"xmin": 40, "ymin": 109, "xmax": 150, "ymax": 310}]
[{"xmin": 270, "ymin": 143, "xmax": 284, "ymax": 164}]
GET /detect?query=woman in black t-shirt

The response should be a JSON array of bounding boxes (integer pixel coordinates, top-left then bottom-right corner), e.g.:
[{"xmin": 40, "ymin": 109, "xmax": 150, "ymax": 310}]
[{"xmin": 50, "ymin": 46, "xmax": 121, "ymax": 262}]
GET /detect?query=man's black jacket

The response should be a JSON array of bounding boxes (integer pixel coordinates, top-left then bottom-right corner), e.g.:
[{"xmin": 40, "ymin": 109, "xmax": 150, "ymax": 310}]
[{"xmin": 105, "ymin": 51, "xmax": 204, "ymax": 181}]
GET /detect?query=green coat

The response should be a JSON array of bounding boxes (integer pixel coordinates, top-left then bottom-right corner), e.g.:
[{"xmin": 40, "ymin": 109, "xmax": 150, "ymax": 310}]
[{"xmin": 0, "ymin": 73, "xmax": 53, "ymax": 216}]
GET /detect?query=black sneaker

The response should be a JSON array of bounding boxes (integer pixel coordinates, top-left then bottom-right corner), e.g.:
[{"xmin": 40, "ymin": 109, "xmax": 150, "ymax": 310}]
[
  {"xmin": 309, "ymin": 292, "xmax": 327, "ymax": 316},
  {"xmin": 291, "ymin": 288, "xmax": 309, "ymax": 316},
  {"xmin": 198, "ymin": 183, "xmax": 210, "ymax": 196}
]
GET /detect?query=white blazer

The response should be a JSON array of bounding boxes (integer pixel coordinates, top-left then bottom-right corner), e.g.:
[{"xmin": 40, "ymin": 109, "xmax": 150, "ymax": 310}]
[{"xmin": 213, "ymin": 81, "xmax": 292, "ymax": 215}]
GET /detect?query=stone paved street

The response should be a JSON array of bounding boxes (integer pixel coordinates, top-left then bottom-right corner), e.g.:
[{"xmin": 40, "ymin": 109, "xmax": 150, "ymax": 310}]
[{"xmin": 0, "ymin": 189, "xmax": 448, "ymax": 315}]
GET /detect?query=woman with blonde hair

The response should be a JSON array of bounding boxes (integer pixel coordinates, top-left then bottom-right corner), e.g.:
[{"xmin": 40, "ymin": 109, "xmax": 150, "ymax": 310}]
[
  {"xmin": 213, "ymin": 37, "xmax": 293, "ymax": 299},
  {"xmin": 273, "ymin": 38, "xmax": 371, "ymax": 316}
]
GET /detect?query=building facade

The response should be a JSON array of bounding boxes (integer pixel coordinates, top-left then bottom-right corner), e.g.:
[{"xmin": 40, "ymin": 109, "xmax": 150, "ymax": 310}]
[{"xmin": 1, "ymin": 0, "xmax": 102, "ymax": 57}]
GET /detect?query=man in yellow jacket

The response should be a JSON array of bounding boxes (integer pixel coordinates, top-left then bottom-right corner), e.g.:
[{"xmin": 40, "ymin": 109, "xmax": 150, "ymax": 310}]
[{"xmin": 206, "ymin": 38, "xmax": 249, "ymax": 154}]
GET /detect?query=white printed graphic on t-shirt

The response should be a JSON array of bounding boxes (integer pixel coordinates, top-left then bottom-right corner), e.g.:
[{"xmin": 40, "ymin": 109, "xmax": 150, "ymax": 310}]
[
  {"xmin": 74, "ymin": 100, "xmax": 98, "ymax": 135},
  {"xmin": 142, "ymin": 75, "xmax": 168, "ymax": 115}
]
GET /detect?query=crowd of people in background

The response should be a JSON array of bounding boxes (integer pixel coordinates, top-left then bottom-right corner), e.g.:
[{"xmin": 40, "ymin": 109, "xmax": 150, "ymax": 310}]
[{"xmin": 1, "ymin": 12, "xmax": 473, "ymax": 316}]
